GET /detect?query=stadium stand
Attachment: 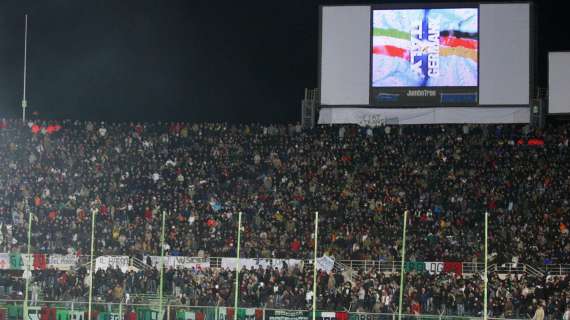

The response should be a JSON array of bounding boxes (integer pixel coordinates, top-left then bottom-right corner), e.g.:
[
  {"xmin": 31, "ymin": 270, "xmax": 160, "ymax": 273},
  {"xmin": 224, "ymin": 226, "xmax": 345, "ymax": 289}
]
[{"xmin": 0, "ymin": 119, "xmax": 569, "ymax": 318}]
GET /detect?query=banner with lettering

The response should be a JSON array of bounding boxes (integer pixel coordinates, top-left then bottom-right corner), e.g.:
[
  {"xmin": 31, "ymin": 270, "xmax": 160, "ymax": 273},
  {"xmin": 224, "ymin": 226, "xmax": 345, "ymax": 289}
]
[
  {"xmin": 316, "ymin": 312, "xmax": 348, "ymax": 320},
  {"xmin": 95, "ymin": 256, "xmax": 130, "ymax": 272},
  {"xmin": 135, "ymin": 308, "xmax": 161, "ymax": 320},
  {"xmin": 174, "ymin": 307, "xmax": 216, "ymax": 320},
  {"xmin": 220, "ymin": 258, "xmax": 302, "ymax": 271},
  {"xmin": 404, "ymin": 261, "xmax": 463, "ymax": 275},
  {"xmin": 97, "ymin": 312, "xmax": 121, "ymax": 320},
  {"xmin": 263, "ymin": 310, "xmax": 306, "ymax": 320},
  {"xmin": 349, "ymin": 313, "xmax": 384, "ymax": 320},
  {"xmin": 48, "ymin": 254, "xmax": 79, "ymax": 270},
  {"xmin": 69, "ymin": 311, "xmax": 86, "ymax": 320},
  {"xmin": 216, "ymin": 308, "xmax": 263, "ymax": 320},
  {"xmin": 144, "ymin": 256, "xmax": 210, "ymax": 270},
  {"xmin": 0, "ymin": 253, "xmax": 65, "ymax": 271}
]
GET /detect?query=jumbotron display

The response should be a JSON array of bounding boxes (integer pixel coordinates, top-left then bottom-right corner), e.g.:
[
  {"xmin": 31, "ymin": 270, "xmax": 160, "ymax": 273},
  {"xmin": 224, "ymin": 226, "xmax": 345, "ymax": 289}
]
[
  {"xmin": 371, "ymin": 6, "xmax": 479, "ymax": 106},
  {"xmin": 372, "ymin": 9, "xmax": 478, "ymax": 87},
  {"xmin": 319, "ymin": 3, "xmax": 531, "ymax": 123}
]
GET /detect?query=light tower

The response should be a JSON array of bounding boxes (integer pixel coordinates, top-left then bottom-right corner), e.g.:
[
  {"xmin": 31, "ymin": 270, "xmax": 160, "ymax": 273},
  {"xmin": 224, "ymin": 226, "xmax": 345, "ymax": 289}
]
[{"xmin": 22, "ymin": 14, "xmax": 29, "ymax": 122}]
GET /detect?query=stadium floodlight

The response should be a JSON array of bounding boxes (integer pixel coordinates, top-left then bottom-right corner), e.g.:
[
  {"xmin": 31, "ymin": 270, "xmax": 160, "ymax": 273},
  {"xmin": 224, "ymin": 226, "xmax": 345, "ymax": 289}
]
[{"xmin": 22, "ymin": 15, "xmax": 29, "ymax": 122}]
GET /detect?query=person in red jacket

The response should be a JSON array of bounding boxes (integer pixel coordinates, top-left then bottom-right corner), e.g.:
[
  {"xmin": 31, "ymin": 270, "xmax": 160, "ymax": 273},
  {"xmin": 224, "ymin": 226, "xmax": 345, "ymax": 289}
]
[
  {"xmin": 40, "ymin": 304, "xmax": 50, "ymax": 320},
  {"xmin": 40, "ymin": 304, "xmax": 56, "ymax": 320},
  {"xmin": 410, "ymin": 299, "xmax": 421, "ymax": 315},
  {"xmin": 124, "ymin": 308, "xmax": 137, "ymax": 320}
]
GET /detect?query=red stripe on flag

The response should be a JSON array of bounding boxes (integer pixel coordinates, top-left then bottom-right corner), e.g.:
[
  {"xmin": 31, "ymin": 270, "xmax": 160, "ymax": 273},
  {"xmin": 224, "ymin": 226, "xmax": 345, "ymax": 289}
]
[
  {"xmin": 440, "ymin": 36, "xmax": 478, "ymax": 50},
  {"xmin": 372, "ymin": 45, "xmax": 409, "ymax": 60}
]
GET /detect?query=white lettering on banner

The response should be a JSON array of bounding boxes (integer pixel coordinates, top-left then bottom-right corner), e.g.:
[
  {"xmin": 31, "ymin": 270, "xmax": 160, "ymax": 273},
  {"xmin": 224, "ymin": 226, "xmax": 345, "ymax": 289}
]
[
  {"xmin": 318, "ymin": 107, "xmax": 530, "ymax": 126},
  {"xmin": 145, "ymin": 256, "xmax": 210, "ymax": 270},
  {"xmin": 221, "ymin": 258, "xmax": 302, "ymax": 270},
  {"xmin": 425, "ymin": 262, "xmax": 444, "ymax": 275},
  {"xmin": 70, "ymin": 311, "xmax": 86, "ymax": 320},
  {"xmin": 358, "ymin": 114, "xmax": 385, "ymax": 127},
  {"xmin": 48, "ymin": 254, "xmax": 78, "ymax": 270},
  {"xmin": 95, "ymin": 256, "xmax": 129, "ymax": 272},
  {"xmin": 316, "ymin": 256, "xmax": 335, "ymax": 273},
  {"xmin": 27, "ymin": 306, "xmax": 41, "ymax": 320}
]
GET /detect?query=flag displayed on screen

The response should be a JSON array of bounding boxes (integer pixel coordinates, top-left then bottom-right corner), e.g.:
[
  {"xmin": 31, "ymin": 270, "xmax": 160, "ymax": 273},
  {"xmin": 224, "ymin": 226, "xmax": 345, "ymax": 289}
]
[{"xmin": 372, "ymin": 8, "xmax": 478, "ymax": 87}]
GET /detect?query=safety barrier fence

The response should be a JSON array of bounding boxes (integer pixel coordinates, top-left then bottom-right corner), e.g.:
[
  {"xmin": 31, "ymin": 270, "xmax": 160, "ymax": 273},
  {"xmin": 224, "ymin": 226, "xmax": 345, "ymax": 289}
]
[
  {"xmin": 2, "ymin": 254, "xmax": 568, "ymax": 277},
  {"xmin": 0, "ymin": 300, "xmax": 532, "ymax": 320}
]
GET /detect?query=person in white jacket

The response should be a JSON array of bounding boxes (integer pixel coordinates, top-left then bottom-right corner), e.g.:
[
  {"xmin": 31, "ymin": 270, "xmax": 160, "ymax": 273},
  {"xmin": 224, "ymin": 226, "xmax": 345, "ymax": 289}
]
[{"xmin": 563, "ymin": 306, "xmax": 570, "ymax": 320}]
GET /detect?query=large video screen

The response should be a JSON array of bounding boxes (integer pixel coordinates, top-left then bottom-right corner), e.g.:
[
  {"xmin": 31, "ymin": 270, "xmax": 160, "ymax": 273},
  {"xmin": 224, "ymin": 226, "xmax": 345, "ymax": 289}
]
[{"xmin": 371, "ymin": 7, "xmax": 479, "ymax": 106}]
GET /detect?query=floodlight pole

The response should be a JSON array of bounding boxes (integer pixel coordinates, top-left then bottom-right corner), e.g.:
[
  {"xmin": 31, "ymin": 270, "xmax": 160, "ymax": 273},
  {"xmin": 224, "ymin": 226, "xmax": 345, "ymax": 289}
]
[
  {"xmin": 398, "ymin": 210, "xmax": 408, "ymax": 320},
  {"xmin": 234, "ymin": 212, "xmax": 242, "ymax": 320},
  {"xmin": 484, "ymin": 211, "xmax": 489, "ymax": 320},
  {"xmin": 312, "ymin": 211, "xmax": 319, "ymax": 320},
  {"xmin": 22, "ymin": 14, "xmax": 28, "ymax": 122}
]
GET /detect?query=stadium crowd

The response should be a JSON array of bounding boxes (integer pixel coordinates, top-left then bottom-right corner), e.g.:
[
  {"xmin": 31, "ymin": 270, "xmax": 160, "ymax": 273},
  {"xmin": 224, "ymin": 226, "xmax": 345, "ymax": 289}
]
[
  {"xmin": 1, "ymin": 263, "xmax": 569, "ymax": 318},
  {"xmin": 0, "ymin": 119, "xmax": 569, "ymax": 317}
]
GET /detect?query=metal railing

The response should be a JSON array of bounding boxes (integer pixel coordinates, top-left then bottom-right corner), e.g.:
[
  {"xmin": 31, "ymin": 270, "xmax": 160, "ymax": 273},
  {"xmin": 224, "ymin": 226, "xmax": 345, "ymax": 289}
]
[
  {"xmin": 544, "ymin": 264, "xmax": 570, "ymax": 276},
  {"xmin": 3, "ymin": 254, "xmax": 569, "ymax": 276},
  {"xmin": 0, "ymin": 299, "xmax": 534, "ymax": 320}
]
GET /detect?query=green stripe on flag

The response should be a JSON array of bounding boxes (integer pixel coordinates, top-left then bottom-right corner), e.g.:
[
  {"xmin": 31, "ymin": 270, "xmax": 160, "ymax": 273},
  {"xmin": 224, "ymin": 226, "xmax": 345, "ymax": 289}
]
[{"xmin": 372, "ymin": 28, "xmax": 409, "ymax": 40}]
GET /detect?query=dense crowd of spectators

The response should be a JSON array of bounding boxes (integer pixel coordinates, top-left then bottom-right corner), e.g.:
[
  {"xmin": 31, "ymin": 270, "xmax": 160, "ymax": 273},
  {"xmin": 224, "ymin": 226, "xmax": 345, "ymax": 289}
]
[
  {"xmin": 0, "ymin": 119, "xmax": 568, "ymax": 265},
  {"xmin": 0, "ymin": 118, "xmax": 569, "ymax": 317},
  {"xmin": 1, "ymin": 263, "xmax": 569, "ymax": 318}
]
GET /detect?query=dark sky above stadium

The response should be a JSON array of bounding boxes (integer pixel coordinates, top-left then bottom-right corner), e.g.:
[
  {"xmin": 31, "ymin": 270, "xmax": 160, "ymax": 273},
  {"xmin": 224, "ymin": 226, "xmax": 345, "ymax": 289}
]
[{"xmin": 0, "ymin": 0, "xmax": 564, "ymax": 123}]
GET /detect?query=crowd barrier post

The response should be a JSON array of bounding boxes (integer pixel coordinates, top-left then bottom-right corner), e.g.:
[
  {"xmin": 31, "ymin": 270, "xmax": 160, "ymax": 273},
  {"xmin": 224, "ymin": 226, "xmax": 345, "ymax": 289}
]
[
  {"xmin": 88, "ymin": 208, "xmax": 97, "ymax": 319},
  {"xmin": 234, "ymin": 211, "xmax": 243, "ymax": 320},
  {"xmin": 484, "ymin": 211, "xmax": 489, "ymax": 320},
  {"xmin": 398, "ymin": 210, "xmax": 408, "ymax": 320},
  {"xmin": 159, "ymin": 210, "xmax": 167, "ymax": 313},
  {"xmin": 312, "ymin": 211, "xmax": 319, "ymax": 320},
  {"xmin": 23, "ymin": 199, "xmax": 33, "ymax": 320}
]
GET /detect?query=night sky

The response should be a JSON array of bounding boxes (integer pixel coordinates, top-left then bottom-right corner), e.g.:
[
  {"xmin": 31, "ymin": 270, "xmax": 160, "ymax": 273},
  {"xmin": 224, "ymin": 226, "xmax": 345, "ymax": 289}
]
[{"xmin": 0, "ymin": 0, "xmax": 565, "ymax": 123}]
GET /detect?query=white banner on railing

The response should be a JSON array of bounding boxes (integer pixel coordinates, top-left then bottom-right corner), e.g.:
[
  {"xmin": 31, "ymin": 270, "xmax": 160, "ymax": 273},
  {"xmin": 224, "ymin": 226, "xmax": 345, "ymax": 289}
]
[
  {"xmin": 144, "ymin": 256, "xmax": 210, "ymax": 270},
  {"xmin": 424, "ymin": 262, "xmax": 444, "ymax": 275},
  {"xmin": 221, "ymin": 258, "xmax": 303, "ymax": 270},
  {"xmin": 48, "ymin": 254, "xmax": 78, "ymax": 270},
  {"xmin": 95, "ymin": 256, "xmax": 129, "ymax": 271},
  {"xmin": 316, "ymin": 256, "xmax": 335, "ymax": 273}
]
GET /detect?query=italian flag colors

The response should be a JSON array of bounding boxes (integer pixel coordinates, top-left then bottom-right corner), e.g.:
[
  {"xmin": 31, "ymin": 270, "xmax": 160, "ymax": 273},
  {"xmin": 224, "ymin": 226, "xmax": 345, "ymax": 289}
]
[
  {"xmin": 316, "ymin": 312, "xmax": 349, "ymax": 320},
  {"xmin": 372, "ymin": 28, "xmax": 478, "ymax": 62}
]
